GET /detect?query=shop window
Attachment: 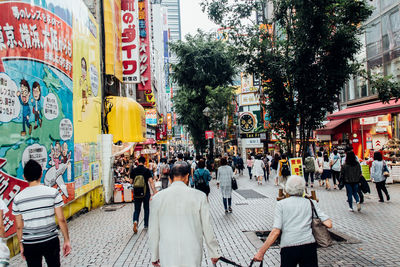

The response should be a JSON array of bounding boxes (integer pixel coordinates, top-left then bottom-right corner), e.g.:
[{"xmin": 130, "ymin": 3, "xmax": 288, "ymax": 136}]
[{"xmin": 366, "ymin": 20, "xmax": 382, "ymax": 59}]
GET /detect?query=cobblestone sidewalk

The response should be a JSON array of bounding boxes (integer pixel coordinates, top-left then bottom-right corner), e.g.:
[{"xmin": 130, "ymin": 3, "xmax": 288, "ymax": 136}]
[{"xmin": 10, "ymin": 172, "xmax": 400, "ymax": 266}]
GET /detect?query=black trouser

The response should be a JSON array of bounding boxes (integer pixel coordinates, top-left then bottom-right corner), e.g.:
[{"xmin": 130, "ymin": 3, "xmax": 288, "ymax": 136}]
[
  {"xmin": 331, "ymin": 170, "xmax": 340, "ymax": 185},
  {"xmin": 24, "ymin": 237, "xmax": 60, "ymax": 267},
  {"xmin": 133, "ymin": 195, "xmax": 150, "ymax": 227},
  {"xmin": 280, "ymin": 242, "xmax": 318, "ymax": 267},
  {"xmin": 161, "ymin": 178, "xmax": 169, "ymax": 189},
  {"xmin": 375, "ymin": 180, "xmax": 389, "ymax": 201},
  {"xmin": 264, "ymin": 167, "xmax": 269, "ymax": 181},
  {"xmin": 358, "ymin": 187, "xmax": 364, "ymax": 203},
  {"xmin": 304, "ymin": 172, "xmax": 314, "ymax": 185},
  {"xmin": 248, "ymin": 167, "xmax": 252, "ymax": 179}
]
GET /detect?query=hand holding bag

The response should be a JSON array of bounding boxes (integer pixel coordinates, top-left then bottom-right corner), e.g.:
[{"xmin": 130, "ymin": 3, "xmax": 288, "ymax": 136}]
[
  {"xmin": 309, "ymin": 199, "xmax": 332, "ymax": 247},
  {"xmin": 231, "ymin": 177, "xmax": 238, "ymax": 190},
  {"xmin": 382, "ymin": 161, "xmax": 390, "ymax": 177}
]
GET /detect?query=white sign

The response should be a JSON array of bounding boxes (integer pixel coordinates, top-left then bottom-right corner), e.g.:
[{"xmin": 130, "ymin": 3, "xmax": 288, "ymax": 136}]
[
  {"xmin": 22, "ymin": 144, "xmax": 48, "ymax": 171},
  {"xmin": 360, "ymin": 116, "xmax": 378, "ymax": 125},
  {"xmin": 59, "ymin": 119, "xmax": 73, "ymax": 140},
  {"xmin": 244, "ymin": 138, "xmax": 263, "ymax": 148},
  {"xmin": 377, "ymin": 121, "xmax": 389, "ymax": 127},
  {"xmin": 43, "ymin": 93, "xmax": 59, "ymax": 120},
  {"xmin": 121, "ymin": 1, "xmax": 140, "ymax": 83},
  {"xmin": 239, "ymin": 93, "xmax": 260, "ymax": 106},
  {"xmin": 0, "ymin": 73, "xmax": 21, "ymax": 122}
]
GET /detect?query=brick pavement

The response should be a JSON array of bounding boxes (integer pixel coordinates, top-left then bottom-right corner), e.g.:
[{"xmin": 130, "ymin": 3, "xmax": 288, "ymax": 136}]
[{"xmin": 10, "ymin": 171, "xmax": 400, "ymax": 266}]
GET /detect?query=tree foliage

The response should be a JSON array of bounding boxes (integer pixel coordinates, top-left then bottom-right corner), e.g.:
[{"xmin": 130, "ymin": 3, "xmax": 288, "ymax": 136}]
[
  {"xmin": 170, "ymin": 33, "xmax": 236, "ymax": 152},
  {"xmin": 202, "ymin": 0, "xmax": 372, "ymax": 155}
]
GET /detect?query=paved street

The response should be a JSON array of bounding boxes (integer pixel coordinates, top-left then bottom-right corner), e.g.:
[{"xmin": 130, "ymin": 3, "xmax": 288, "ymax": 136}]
[{"xmin": 10, "ymin": 172, "xmax": 400, "ymax": 267}]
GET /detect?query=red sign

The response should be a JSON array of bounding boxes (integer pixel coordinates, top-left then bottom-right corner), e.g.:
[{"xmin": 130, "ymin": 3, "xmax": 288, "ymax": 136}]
[
  {"xmin": 205, "ymin": 131, "xmax": 214, "ymax": 139},
  {"xmin": 0, "ymin": 158, "xmax": 28, "ymax": 237},
  {"xmin": 137, "ymin": 0, "xmax": 151, "ymax": 91},
  {"xmin": 156, "ymin": 124, "xmax": 167, "ymax": 141},
  {"xmin": 0, "ymin": 3, "xmax": 73, "ymax": 78}
]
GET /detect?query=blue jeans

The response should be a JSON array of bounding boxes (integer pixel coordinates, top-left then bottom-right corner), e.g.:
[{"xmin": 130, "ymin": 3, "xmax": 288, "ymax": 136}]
[
  {"xmin": 133, "ymin": 195, "xmax": 150, "ymax": 227},
  {"xmin": 223, "ymin": 198, "xmax": 232, "ymax": 210},
  {"xmin": 345, "ymin": 183, "xmax": 359, "ymax": 209},
  {"xmin": 248, "ymin": 167, "xmax": 252, "ymax": 179}
]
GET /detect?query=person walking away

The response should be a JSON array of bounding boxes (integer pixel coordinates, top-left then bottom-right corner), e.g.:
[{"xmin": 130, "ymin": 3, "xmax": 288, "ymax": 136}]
[
  {"xmin": 217, "ymin": 158, "xmax": 234, "ymax": 213},
  {"xmin": 232, "ymin": 155, "xmax": 238, "ymax": 173},
  {"xmin": 194, "ymin": 159, "xmax": 212, "ymax": 197},
  {"xmin": 370, "ymin": 151, "xmax": 390, "ymax": 202},
  {"xmin": 148, "ymin": 162, "xmax": 220, "ymax": 267},
  {"xmin": 253, "ymin": 155, "xmax": 265, "ymax": 185},
  {"xmin": 158, "ymin": 158, "xmax": 170, "ymax": 189},
  {"xmin": 247, "ymin": 155, "xmax": 254, "ymax": 180},
  {"xmin": 330, "ymin": 150, "xmax": 341, "ymax": 189},
  {"xmin": 271, "ymin": 154, "xmax": 280, "ymax": 186},
  {"xmin": 340, "ymin": 151, "xmax": 362, "ymax": 212},
  {"xmin": 237, "ymin": 155, "xmax": 244, "ymax": 175},
  {"xmin": 131, "ymin": 156, "xmax": 158, "ymax": 233},
  {"xmin": 303, "ymin": 152, "xmax": 316, "ymax": 187},
  {"xmin": 263, "ymin": 155, "xmax": 270, "ymax": 182},
  {"xmin": 12, "ymin": 160, "xmax": 71, "ymax": 266},
  {"xmin": 277, "ymin": 154, "xmax": 291, "ymax": 189},
  {"xmin": 315, "ymin": 152, "xmax": 324, "ymax": 186},
  {"xmin": 322, "ymin": 154, "xmax": 332, "ymax": 190},
  {"xmin": 253, "ymin": 176, "xmax": 332, "ymax": 266}
]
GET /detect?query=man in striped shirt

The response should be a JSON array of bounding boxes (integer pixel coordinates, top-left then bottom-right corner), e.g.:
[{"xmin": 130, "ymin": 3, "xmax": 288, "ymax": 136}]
[{"xmin": 12, "ymin": 159, "xmax": 71, "ymax": 266}]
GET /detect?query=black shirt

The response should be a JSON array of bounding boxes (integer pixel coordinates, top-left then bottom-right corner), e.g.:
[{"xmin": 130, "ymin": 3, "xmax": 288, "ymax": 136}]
[{"xmin": 130, "ymin": 165, "xmax": 152, "ymax": 197}]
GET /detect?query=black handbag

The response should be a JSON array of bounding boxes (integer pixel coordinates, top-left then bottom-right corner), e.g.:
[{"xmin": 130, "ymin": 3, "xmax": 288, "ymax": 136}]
[
  {"xmin": 249, "ymin": 259, "xmax": 263, "ymax": 267},
  {"xmin": 231, "ymin": 177, "xmax": 238, "ymax": 190}
]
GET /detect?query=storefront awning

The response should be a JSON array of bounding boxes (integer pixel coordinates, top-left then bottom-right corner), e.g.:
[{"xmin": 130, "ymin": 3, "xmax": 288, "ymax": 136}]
[
  {"xmin": 316, "ymin": 119, "xmax": 348, "ymax": 135},
  {"xmin": 327, "ymin": 100, "xmax": 400, "ymax": 120},
  {"xmin": 107, "ymin": 96, "xmax": 146, "ymax": 143}
]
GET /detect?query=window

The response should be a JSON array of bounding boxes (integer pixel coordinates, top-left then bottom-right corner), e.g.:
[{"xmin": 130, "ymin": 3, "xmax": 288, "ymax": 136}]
[
  {"xmin": 369, "ymin": 0, "xmax": 381, "ymax": 18},
  {"xmin": 348, "ymin": 77, "xmax": 355, "ymax": 100},
  {"xmin": 366, "ymin": 20, "xmax": 382, "ymax": 58},
  {"xmin": 382, "ymin": 9, "xmax": 400, "ymax": 50},
  {"xmin": 381, "ymin": 0, "xmax": 398, "ymax": 11}
]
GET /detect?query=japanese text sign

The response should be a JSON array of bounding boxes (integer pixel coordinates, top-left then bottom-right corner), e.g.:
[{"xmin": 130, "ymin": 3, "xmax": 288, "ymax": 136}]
[
  {"xmin": 137, "ymin": 0, "xmax": 152, "ymax": 95},
  {"xmin": 205, "ymin": 131, "xmax": 214, "ymax": 139}
]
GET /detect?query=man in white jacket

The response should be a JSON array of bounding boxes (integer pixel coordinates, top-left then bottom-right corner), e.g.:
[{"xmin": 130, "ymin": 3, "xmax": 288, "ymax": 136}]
[{"xmin": 149, "ymin": 161, "xmax": 220, "ymax": 267}]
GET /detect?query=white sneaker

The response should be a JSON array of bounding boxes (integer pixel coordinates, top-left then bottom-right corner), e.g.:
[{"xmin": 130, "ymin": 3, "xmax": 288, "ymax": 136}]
[
  {"xmin": 356, "ymin": 202, "xmax": 361, "ymax": 212},
  {"xmin": 348, "ymin": 208, "xmax": 354, "ymax": 212}
]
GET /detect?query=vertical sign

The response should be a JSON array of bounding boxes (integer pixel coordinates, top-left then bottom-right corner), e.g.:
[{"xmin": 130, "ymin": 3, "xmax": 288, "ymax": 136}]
[
  {"xmin": 167, "ymin": 113, "xmax": 172, "ymax": 131},
  {"xmin": 121, "ymin": 0, "xmax": 140, "ymax": 83},
  {"xmin": 137, "ymin": 0, "xmax": 152, "ymax": 94}
]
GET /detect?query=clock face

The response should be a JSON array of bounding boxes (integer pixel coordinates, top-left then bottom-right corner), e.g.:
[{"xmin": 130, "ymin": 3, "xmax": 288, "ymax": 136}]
[{"xmin": 239, "ymin": 113, "xmax": 255, "ymax": 132}]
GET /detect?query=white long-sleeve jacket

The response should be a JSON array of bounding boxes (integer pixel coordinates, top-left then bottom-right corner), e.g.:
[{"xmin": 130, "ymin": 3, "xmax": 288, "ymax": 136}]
[{"xmin": 149, "ymin": 181, "xmax": 220, "ymax": 267}]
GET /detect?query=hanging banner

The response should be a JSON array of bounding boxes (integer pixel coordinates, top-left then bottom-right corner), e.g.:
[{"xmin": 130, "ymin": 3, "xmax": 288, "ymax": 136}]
[
  {"xmin": 289, "ymin": 157, "xmax": 303, "ymax": 177},
  {"xmin": 121, "ymin": 0, "xmax": 140, "ymax": 83},
  {"xmin": 137, "ymin": 0, "xmax": 152, "ymax": 93},
  {"xmin": 104, "ymin": 0, "xmax": 123, "ymax": 81},
  {"xmin": 167, "ymin": 113, "xmax": 172, "ymax": 130},
  {"xmin": 145, "ymin": 108, "xmax": 157, "ymax": 126}
]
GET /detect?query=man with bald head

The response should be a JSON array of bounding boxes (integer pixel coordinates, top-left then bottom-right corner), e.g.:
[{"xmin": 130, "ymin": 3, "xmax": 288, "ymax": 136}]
[{"xmin": 149, "ymin": 161, "xmax": 220, "ymax": 266}]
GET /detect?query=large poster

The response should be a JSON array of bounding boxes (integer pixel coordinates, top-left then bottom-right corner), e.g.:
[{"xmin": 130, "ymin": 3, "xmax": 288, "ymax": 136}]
[{"xmin": 0, "ymin": 0, "xmax": 102, "ymax": 237}]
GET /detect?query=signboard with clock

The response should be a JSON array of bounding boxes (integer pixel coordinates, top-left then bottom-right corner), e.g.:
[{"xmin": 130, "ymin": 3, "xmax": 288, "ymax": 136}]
[{"xmin": 239, "ymin": 112, "xmax": 256, "ymax": 133}]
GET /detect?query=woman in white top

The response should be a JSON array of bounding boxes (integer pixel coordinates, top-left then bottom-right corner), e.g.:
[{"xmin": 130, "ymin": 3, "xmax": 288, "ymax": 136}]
[
  {"xmin": 253, "ymin": 155, "xmax": 265, "ymax": 185},
  {"xmin": 322, "ymin": 154, "xmax": 332, "ymax": 190},
  {"xmin": 370, "ymin": 151, "xmax": 390, "ymax": 202},
  {"xmin": 217, "ymin": 158, "xmax": 234, "ymax": 213},
  {"xmin": 315, "ymin": 151, "xmax": 324, "ymax": 187}
]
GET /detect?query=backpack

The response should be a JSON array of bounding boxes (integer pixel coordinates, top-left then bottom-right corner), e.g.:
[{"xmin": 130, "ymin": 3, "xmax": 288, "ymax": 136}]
[
  {"xmin": 304, "ymin": 157, "xmax": 315, "ymax": 173},
  {"xmin": 271, "ymin": 159, "xmax": 278, "ymax": 170},
  {"xmin": 281, "ymin": 161, "xmax": 291, "ymax": 177},
  {"xmin": 195, "ymin": 170, "xmax": 207, "ymax": 190},
  {"xmin": 133, "ymin": 175, "xmax": 146, "ymax": 198}
]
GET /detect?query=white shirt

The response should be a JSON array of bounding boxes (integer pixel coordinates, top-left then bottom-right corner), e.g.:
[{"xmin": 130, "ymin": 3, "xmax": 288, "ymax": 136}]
[{"xmin": 149, "ymin": 181, "xmax": 220, "ymax": 266}]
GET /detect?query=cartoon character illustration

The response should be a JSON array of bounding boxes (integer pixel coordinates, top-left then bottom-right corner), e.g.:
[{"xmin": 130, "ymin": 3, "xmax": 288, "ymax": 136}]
[
  {"xmin": 79, "ymin": 57, "xmax": 91, "ymax": 112},
  {"xmin": 61, "ymin": 142, "xmax": 71, "ymax": 164},
  {"xmin": 45, "ymin": 141, "xmax": 70, "ymax": 198},
  {"xmin": 16, "ymin": 79, "xmax": 32, "ymax": 136},
  {"xmin": 31, "ymin": 81, "xmax": 42, "ymax": 129}
]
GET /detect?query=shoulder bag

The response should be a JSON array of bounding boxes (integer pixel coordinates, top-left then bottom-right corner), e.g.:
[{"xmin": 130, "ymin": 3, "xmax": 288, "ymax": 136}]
[
  {"xmin": 309, "ymin": 199, "xmax": 332, "ymax": 247},
  {"xmin": 382, "ymin": 161, "xmax": 390, "ymax": 177},
  {"xmin": 231, "ymin": 177, "xmax": 238, "ymax": 190}
]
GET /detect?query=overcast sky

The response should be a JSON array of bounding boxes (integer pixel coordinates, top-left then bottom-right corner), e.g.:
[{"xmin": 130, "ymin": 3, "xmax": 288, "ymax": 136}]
[{"xmin": 180, "ymin": 0, "xmax": 218, "ymax": 39}]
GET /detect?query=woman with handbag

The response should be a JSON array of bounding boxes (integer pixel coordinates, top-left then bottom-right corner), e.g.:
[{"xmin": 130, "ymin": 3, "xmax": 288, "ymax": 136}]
[
  {"xmin": 253, "ymin": 176, "xmax": 332, "ymax": 266},
  {"xmin": 371, "ymin": 151, "xmax": 390, "ymax": 202},
  {"xmin": 217, "ymin": 157, "xmax": 234, "ymax": 213},
  {"xmin": 193, "ymin": 159, "xmax": 211, "ymax": 197},
  {"xmin": 315, "ymin": 152, "xmax": 324, "ymax": 187},
  {"xmin": 340, "ymin": 151, "xmax": 362, "ymax": 212}
]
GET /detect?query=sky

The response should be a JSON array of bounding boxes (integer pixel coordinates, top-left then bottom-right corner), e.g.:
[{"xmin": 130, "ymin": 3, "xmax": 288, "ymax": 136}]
[{"xmin": 180, "ymin": 0, "xmax": 219, "ymax": 39}]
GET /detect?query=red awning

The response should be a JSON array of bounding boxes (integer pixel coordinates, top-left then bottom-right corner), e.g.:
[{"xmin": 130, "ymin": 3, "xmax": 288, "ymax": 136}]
[
  {"xmin": 316, "ymin": 119, "xmax": 348, "ymax": 135},
  {"xmin": 327, "ymin": 100, "xmax": 400, "ymax": 120}
]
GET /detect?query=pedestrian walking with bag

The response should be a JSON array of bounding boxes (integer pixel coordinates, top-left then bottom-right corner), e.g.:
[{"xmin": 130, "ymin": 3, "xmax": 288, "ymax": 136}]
[
  {"xmin": 193, "ymin": 159, "xmax": 212, "ymax": 197},
  {"xmin": 322, "ymin": 154, "xmax": 332, "ymax": 190},
  {"xmin": 370, "ymin": 151, "xmax": 390, "ymax": 203},
  {"xmin": 315, "ymin": 152, "xmax": 324, "ymax": 186},
  {"xmin": 158, "ymin": 158, "xmax": 170, "ymax": 189},
  {"xmin": 148, "ymin": 161, "xmax": 220, "ymax": 267},
  {"xmin": 277, "ymin": 154, "xmax": 291, "ymax": 189},
  {"xmin": 253, "ymin": 176, "xmax": 332, "ymax": 266},
  {"xmin": 217, "ymin": 158, "xmax": 234, "ymax": 213},
  {"xmin": 271, "ymin": 153, "xmax": 280, "ymax": 186},
  {"xmin": 340, "ymin": 151, "xmax": 362, "ymax": 212},
  {"xmin": 303, "ymin": 152, "xmax": 316, "ymax": 187},
  {"xmin": 330, "ymin": 150, "xmax": 341, "ymax": 189},
  {"xmin": 131, "ymin": 156, "xmax": 158, "ymax": 233}
]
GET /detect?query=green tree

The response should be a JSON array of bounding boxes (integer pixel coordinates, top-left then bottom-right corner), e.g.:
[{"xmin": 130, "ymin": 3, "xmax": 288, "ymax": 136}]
[
  {"xmin": 202, "ymin": 0, "xmax": 372, "ymax": 155},
  {"xmin": 170, "ymin": 33, "xmax": 236, "ymax": 153}
]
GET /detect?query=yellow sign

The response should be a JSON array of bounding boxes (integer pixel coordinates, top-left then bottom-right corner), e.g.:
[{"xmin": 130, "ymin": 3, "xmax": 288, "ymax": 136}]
[
  {"xmin": 289, "ymin": 157, "xmax": 304, "ymax": 177},
  {"xmin": 104, "ymin": 0, "xmax": 123, "ymax": 81}
]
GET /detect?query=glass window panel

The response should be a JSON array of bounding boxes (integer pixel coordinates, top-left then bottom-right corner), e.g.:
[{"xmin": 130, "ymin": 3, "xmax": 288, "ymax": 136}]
[
  {"xmin": 382, "ymin": 0, "xmax": 398, "ymax": 11},
  {"xmin": 369, "ymin": 0, "xmax": 380, "ymax": 18},
  {"xmin": 366, "ymin": 20, "xmax": 382, "ymax": 58},
  {"xmin": 348, "ymin": 77, "xmax": 355, "ymax": 100},
  {"xmin": 390, "ymin": 9, "xmax": 400, "ymax": 47}
]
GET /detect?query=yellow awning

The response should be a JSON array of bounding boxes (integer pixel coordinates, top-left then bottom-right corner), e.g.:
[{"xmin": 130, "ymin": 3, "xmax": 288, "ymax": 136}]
[{"xmin": 107, "ymin": 96, "xmax": 146, "ymax": 143}]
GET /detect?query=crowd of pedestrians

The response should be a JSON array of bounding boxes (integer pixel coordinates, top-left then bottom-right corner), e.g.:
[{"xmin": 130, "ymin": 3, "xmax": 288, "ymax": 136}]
[{"xmin": 9, "ymin": 145, "xmax": 393, "ymax": 266}]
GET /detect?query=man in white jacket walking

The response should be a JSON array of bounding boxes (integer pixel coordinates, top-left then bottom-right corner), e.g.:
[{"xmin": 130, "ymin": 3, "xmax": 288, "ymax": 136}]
[{"xmin": 149, "ymin": 161, "xmax": 220, "ymax": 266}]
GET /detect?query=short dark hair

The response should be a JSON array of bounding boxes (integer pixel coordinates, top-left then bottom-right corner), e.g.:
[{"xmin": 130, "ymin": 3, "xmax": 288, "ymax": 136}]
[
  {"xmin": 138, "ymin": 156, "xmax": 146, "ymax": 164},
  {"xmin": 317, "ymin": 151, "xmax": 322, "ymax": 157},
  {"xmin": 171, "ymin": 161, "xmax": 190, "ymax": 180},
  {"xmin": 198, "ymin": 159, "xmax": 205, "ymax": 168},
  {"xmin": 220, "ymin": 158, "xmax": 227, "ymax": 165},
  {"xmin": 177, "ymin": 153, "xmax": 184, "ymax": 160},
  {"xmin": 20, "ymin": 79, "xmax": 30, "ymax": 92},
  {"xmin": 373, "ymin": 151, "xmax": 383, "ymax": 161},
  {"xmin": 24, "ymin": 160, "xmax": 42, "ymax": 181}
]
